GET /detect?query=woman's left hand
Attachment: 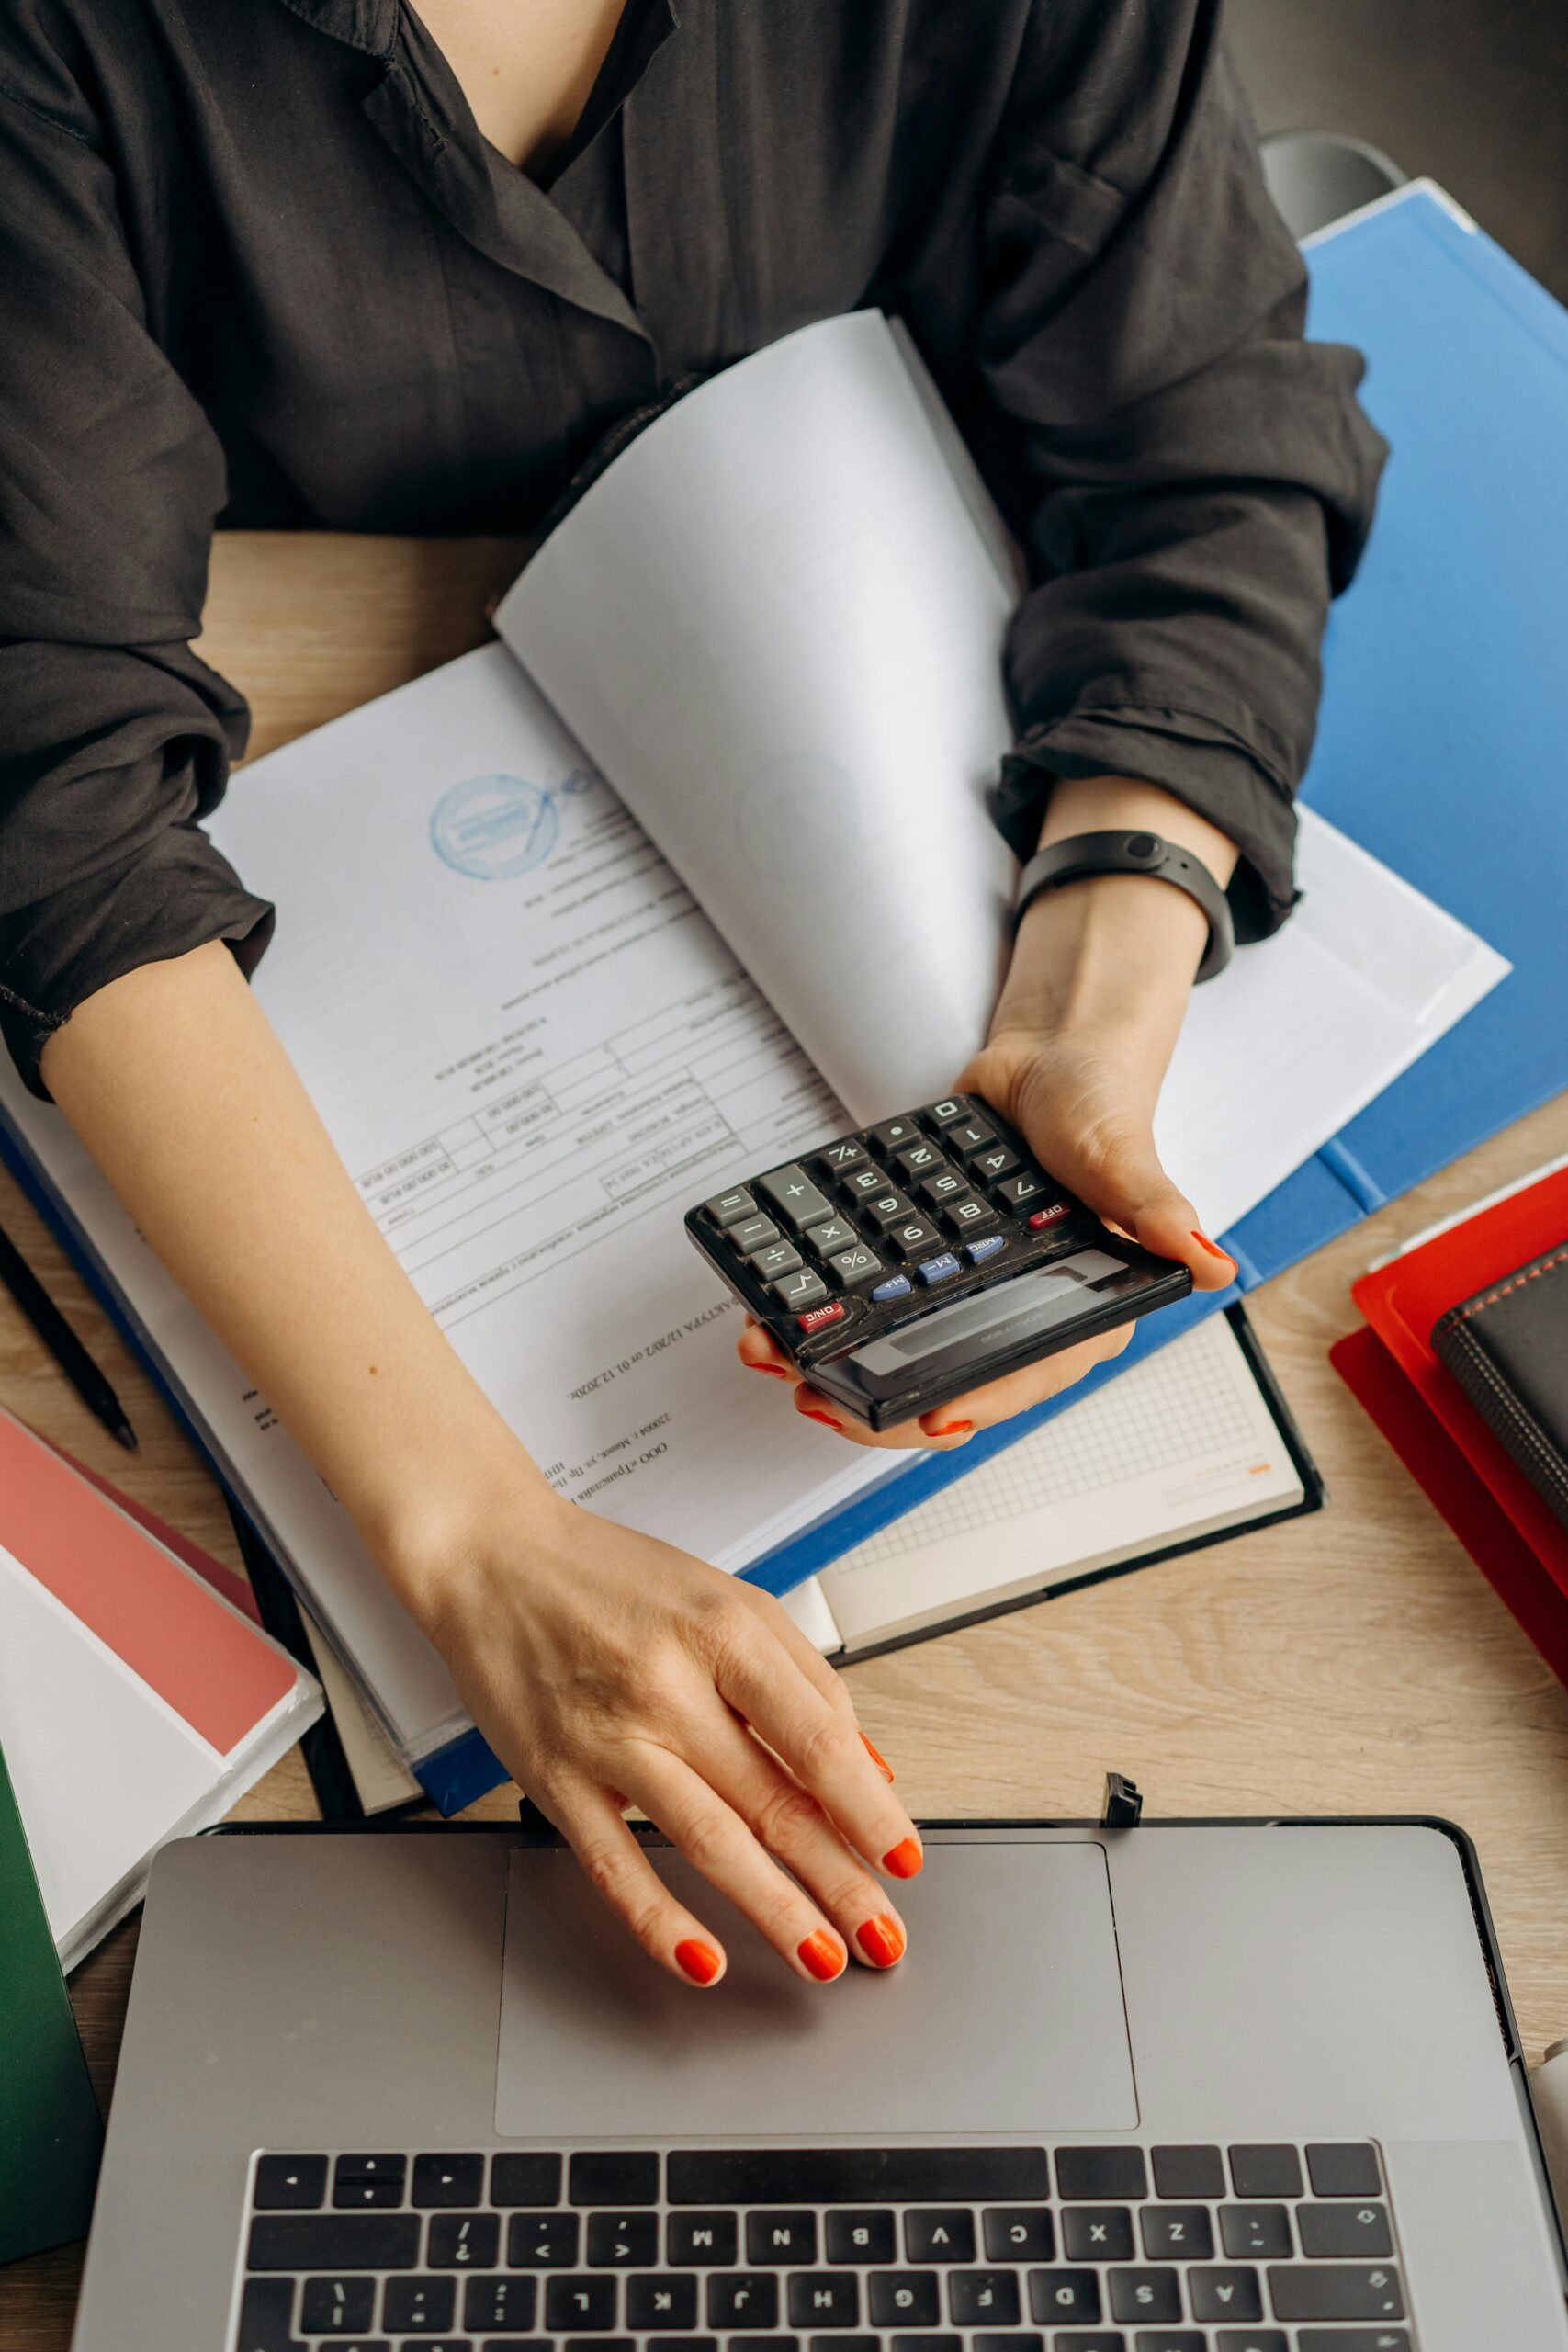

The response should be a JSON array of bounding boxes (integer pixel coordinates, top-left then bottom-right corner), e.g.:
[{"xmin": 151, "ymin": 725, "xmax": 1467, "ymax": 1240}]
[{"xmin": 736, "ymin": 774, "xmax": 1243, "ymax": 1449}]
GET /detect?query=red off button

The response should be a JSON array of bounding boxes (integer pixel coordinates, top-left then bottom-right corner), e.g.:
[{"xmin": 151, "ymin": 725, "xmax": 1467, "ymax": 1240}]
[
  {"xmin": 797, "ymin": 1301, "xmax": 847, "ymax": 1334},
  {"xmin": 1029, "ymin": 1202, "xmax": 1070, "ymax": 1229}
]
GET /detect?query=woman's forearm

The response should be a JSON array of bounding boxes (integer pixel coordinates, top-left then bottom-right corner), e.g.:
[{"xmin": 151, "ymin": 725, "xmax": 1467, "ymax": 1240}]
[{"xmin": 39, "ymin": 942, "xmax": 551, "ymax": 1609}]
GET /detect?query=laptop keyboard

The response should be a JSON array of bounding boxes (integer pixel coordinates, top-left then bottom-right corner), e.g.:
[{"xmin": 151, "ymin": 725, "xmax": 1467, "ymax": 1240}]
[{"xmin": 236, "ymin": 2141, "xmax": 1413, "ymax": 2352}]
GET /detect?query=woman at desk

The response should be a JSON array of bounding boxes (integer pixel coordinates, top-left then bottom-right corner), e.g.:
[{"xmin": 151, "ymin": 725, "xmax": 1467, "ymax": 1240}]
[{"xmin": 0, "ymin": 1, "xmax": 1381, "ymax": 1984}]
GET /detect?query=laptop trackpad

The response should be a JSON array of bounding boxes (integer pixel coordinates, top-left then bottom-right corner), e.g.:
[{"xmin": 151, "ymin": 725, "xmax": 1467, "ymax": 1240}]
[{"xmin": 497, "ymin": 1838, "xmax": 1136, "ymax": 2136}]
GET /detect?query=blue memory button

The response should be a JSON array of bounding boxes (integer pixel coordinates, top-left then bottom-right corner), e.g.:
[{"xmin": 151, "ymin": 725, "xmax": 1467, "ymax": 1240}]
[
  {"xmin": 870, "ymin": 1273, "xmax": 913, "ymax": 1303},
  {"xmin": 917, "ymin": 1252, "xmax": 963, "ymax": 1285},
  {"xmin": 965, "ymin": 1233, "xmax": 1006, "ymax": 1264}
]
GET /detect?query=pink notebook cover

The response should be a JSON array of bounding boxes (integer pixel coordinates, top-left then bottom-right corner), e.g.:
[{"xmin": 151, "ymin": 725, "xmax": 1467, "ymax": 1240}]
[{"xmin": 0, "ymin": 1408, "xmax": 295, "ymax": 1755}]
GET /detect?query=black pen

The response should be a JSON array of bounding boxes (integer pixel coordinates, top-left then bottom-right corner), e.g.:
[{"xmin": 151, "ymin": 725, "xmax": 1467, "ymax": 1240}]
[{"xmin": 0, "ymin": 1219, "xmax": 138, "ymax": 1453}]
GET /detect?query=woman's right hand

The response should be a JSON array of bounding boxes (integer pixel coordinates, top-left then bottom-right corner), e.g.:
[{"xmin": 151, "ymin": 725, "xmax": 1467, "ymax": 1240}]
[{"xmin": 405, "ymin": 1476, "xmax": 923, "ymax": 1989}]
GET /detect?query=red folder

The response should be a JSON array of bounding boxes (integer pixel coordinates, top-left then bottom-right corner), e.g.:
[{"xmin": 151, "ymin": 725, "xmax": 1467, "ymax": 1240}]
[{"xmin": 1332, "ymin": 1161, "xmax": 1568, "ymax": 1676}]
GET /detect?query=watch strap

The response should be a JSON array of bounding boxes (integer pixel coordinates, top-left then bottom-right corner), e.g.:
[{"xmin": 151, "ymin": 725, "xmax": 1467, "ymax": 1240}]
[{"xmin": 1013, "ymin": 829, "xmax": 1235, "ymax": 982}]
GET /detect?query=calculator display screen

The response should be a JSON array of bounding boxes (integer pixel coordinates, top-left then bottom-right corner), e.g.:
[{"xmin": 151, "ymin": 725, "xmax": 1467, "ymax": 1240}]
[{"xmin": 840, "ymin": 1248, "xmax": 1131, "ymax": 1395}]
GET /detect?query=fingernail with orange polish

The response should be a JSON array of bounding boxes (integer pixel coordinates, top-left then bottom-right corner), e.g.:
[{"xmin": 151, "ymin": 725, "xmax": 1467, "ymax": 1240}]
[
  {"xmin": 856, "ymin": 1913, "xmax": 906, "ymax": 1968},
  {"xmin": 926, "ymin": 1419, "xmax": 973, "ymax": 1437},
  {"xmin": 675, "ymin": 1939, "xmax": 722, "ymax": 1985},
  {"xmin": 747, "ymin": 1361, "xmax": 793, "ymax": 1378},
  {"xmin": 802, "ymin": 1408, "xmax": 843, "ymax": 1430},
  {"xmin": 798, "ymin": 1928, "xmax": 847, "ymax": 1981},
  {"xmin": 1192, "ymin": 1230, "xmax": 1237, "ymax": 1270},
  {"xmin": 882, "ymin": 1837, "xmax": 923, "ymax": 1879},
  {"xmin": 861, "ymin": 1732, "xmax": 895, "ymax": 1781}
]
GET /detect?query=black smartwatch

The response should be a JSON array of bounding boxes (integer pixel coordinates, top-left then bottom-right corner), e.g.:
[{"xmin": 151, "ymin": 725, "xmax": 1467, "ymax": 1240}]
[{"xmin": 1013, "ymin": 829, "xmax": 1235, "ymax": 982}]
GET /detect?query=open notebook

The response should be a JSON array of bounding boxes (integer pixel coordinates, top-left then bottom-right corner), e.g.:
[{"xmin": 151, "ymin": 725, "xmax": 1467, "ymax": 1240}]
[{"xmin": 0, "ymin": 310, "xmax": 1501, "ymax": 1795}]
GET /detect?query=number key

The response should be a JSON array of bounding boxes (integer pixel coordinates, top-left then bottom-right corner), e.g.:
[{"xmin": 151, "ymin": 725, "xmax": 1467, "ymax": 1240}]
[
  {"xmin": 923, "ymin": 1097, "xmax": 971, "ymax": 1127},
  {"xmin": 895, "ymin": 1139, "xmax": 944, "ymax": 1180},
  {"xmin": 841, "ymin": 1165, "xmax": 887, "ymax": 1200},
  {"xmin": 971, "ymin": 1143, "xmax": 1020, "ymax": 1182},
  {"xmin": 995, "ymin": 1170, "xmax": 1050, "ymax": 1209},
  {"xmin": 944, "ymin": 1196, "xmax": 998, "ymax": 1235},
  {"xmin": 919, "ymin": 1170, "xmax": 970, "ymax": 1206},
  {"xmin": 863, "ymin": 1190, "xmax": 916, "ymax": 1232},
  {"xmin": 888, "ymin": 1217, "xmax": 941, "ymax": 1261}
]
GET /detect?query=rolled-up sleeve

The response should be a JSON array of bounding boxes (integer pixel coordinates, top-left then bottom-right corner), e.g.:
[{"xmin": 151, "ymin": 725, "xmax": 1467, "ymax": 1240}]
[
  {"xmin": 0, "ymin": 59, "xmax": 272, "ymax": 1094},
  {"xmin": 980, "ymin": 0, "xmax": 1387, "ymax": 937}
]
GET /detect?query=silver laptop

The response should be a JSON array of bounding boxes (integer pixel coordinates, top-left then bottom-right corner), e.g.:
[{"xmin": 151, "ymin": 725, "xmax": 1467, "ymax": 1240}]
[{"xmin": 71, "ymin": 1816, "xmax": 1568, "ymax": 2352}]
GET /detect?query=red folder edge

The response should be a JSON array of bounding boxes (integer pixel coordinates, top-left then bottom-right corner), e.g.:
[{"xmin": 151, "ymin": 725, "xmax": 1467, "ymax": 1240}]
[{"xmin": 1331, "ymin": 1323, "xmax": 1568, "ymax": 1681}]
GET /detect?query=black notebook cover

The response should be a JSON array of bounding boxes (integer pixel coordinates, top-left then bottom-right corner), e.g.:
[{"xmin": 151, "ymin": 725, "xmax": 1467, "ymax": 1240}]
[{"xmin": 1433, "ymin": 1244, "xmax": 1568, "ymax": 1532}]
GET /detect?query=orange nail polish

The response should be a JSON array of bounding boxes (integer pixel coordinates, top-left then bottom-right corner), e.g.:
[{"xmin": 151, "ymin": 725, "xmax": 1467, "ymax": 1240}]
[
  {"xmin": 861, "ymin": 1732, "xmax": 895, "ymax": 1781},
  {"xmin": 927, "ymin": 1418, "xmax": 973, "ymax": 1437},
  {"xmin": 882, "ymin": 1837, "xmax": 923, "ymax": 1879},
  {"xmin": 797, "ymin": 1928, "xmax": 847, "ymax": 1981},
  {"xmin": 748, "ymin": 1362, "xmax": 793, "ymax": 1378},
  {"xmin": 1192, "ymin": 1229, "xmax": 1237, "ymax": 1270},
  {"xmin": 675, "ymin": 1939, "xmax": 722, "ymax": 1985},
  {"xmin": 802, "ymin": 1408, "xmax": 843, "ymax": 1430},
  {"xmin": 856, "ymin": 1913, "xmax": 906, "ymax": 1968}
]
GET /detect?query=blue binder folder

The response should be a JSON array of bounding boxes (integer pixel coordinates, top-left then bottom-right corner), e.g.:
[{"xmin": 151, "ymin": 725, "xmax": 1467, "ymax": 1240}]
[{"xmin": 5, "ymin": 187, "xmax": 1565, "ymax": 1815}]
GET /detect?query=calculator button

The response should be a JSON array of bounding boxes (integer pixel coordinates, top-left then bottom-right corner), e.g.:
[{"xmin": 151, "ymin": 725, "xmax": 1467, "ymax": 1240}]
[
  {"xmin": 820, "ymin": 1138, "xmax": 868, "ymax": 1172},
  {"xmin": 730, "ymin": 1214, "xmax": 781, "ymax": 1254},
  {"xmin": 888, "ymin": 1217, "xmax": 941, "ymax": 1261},
  {"xmin": 919, "ymin": 1170, "xmax": 969, "ymax": 1207},
  {"xmin": 995, "ymin": 1170, "xmax": 1050, "ymax": 1209},
  {"xmin": 811, "ymin": 1217, "xmax": 858, "ymax": 1256},
  {"xmin": 970, "ymin": 1144, "xmax": 1020, "ymax": 1182},
  {"xmin": 869, "ymin": 1116, "xmax": 922, "ymax": 1155},
  {"xmin": 870, "ymin": 1274, "xmax": 913, "ymax": 1302},
  {"xmin": 798, "ymin": 1301, "xmax": 848, "ymax": 1334},
  {"xmin": 944, "ymin": 1196, "xmax": 998, "ymax": 1235},
  {"xmin": 771, "ymin": 1268, "xmax": 829, "ymax": 1311},
  {"xmin": 758, "ymin": 1166, "xmax": 836, "ymax": 1231},
  {"xmin": 947, "ymin": 1117, "xmax": 997, "ymax": 1157},
  {"xmin": 829, "ymin": 1245, "xmax": 885, "ymax": 1287},
  {"xmin": 894, "ymin": 1139, "xmax": 945, "ymax": 1181},
  {"xmin": 705, "ymin": 1186, "xmax": 758, "ymax": 1228},
  {"xmin": 841, "ymin": 1165, "xmax": 887, "ymax": 1199},
  {"xmin": 923, "ymin": 1098, "xmax": 970, "ymax": 1127},
  {"xmin": 917, "ymin": 1252, "xmax": 963, "ymax": 1284},
  {"xmin": 965, "ymin": 1234, "xmax": 1006, "ymax": 1264},
  {"xmin": 1028, "ymin": 1202, "xmax": 1072, "ymax": 1229},
  {"xmin": 751, "ymin": 1239, "xmax": 803, "ymax": 1281},
  {"xmin": 863, "ymin": 1191, "xmax": 916, "ymax": 1232}
]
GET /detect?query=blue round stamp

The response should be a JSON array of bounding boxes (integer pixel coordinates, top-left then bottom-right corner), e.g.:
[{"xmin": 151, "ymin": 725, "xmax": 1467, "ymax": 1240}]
[{"xmin": 430, "ymin": 774, "xmax": 560, "ymax": 880}]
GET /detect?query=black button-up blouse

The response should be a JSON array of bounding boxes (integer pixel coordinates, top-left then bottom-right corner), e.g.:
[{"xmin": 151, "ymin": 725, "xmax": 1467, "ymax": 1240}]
[{"xmin": 0, "ymin": 0, "xmax": 1386, "ymax": 1092}]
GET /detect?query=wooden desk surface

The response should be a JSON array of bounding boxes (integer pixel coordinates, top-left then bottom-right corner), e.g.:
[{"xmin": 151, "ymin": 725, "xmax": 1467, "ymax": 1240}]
[{"xmin": 4, "ymin": 532, "xmax": 1567, "ymax": 2346}]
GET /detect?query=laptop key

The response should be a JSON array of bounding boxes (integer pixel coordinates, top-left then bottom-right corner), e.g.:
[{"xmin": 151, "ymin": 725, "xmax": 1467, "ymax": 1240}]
[
  {"xmin": 983, "ymin": 2205, "xmax": 1055, "ymax": 2260},
  {"xmin": 301, "ymin": 2275, "xmax": 377, "ymax": 2331},
  {"xmin": 546, "ymin": 2275, "xmax": 619, "ymax": 2331},
  {"xmin": 805, "ymin": 2337, "xmax": 878, "ymax": 2352},
  {"xmin": 667, "ymin": 2211, "xmax": 739, "ymax": 2265},
  {"xmin": 234, "ymin": 2276, "xmax": 302, "ymax": 2352},
  {"xmin": 1188, "ymin": 2265, "xmax": 1263, "ymax": 2321},
  {"xmin": 1108, "ymin": 2270, "xmax": 1181, "ymax": 2324},
  {"xmin": 1150, "ymin": 2145, "xmax": 1224, "ymax": 2200},
  {"xmin": 248, "ymin": 2214, "xmax": 421, "ymax": 2270},
  {"xmin": 668, "ymin": 2147, "xmax": 1050, "ymax": 2203},
  {"xmin": 384, "ymin": 2275, "xmax": 457, "ymax": 2331},
  {"xmin": 1218, "ymin": 2204, "xmax": 1292, "ymax": 2259},
  {"xmin": 903, "ymin": 2208, "xmax": 974, "ymax": 2262},
  {"xmin": 430, "ymin": 2215, "xmax": 501, "ymax": 2268},
  {"xmin": 1026, "ymin": 2267, "xmax": 1101, "ymax": 2323},
  {"xmin": 462, "ymin": 2276, "xmax": 535, "ymax": 2330},
  {"xmin": 749, "ymin": 2211, "xmax": 818, "ymax": 2263},
  {"xmin": 1227, "ymin": 2145, "xmax": 1303, "ymax": 2199},
  {"xmin": 707, "ymin": 2270, "xmax": 779, "ymax": 2327},
  {"xmin": 627, "ymin": 2274, "xmax": 700, "ymax": 2329},
  {"xmin": 1304, "ymin": 2141, "xmax": 1382, "ymax": 2198},
  {"xmin": 1214, "ymin": 2335, "xmax": 1288, "ymax": 2351},
  {"xmin": 254, "ymin": 2155, "xmax": 328, "ymax": 2210},
  {"xmin": 948, "ymin": 2267, "xmax": 1021, "ymax": 2324},
  {"xmin": 972, "ymin": 2336, "xmax": 1043, "ymax": 2352},
  {"xmin": 826, "ymin": 2210, "xmax": 896, "ymax": 2265},
  {"xmin": 490, "ymin": 2153, "xmax": 562, "ymax": 2208},
  {"xmin": 867, "ymin": 2268, "xmax": 941, "ymax": 2325},
  {"xmin": 729, "ymin": 2338, "xmax": 797, "ymax": 2352},
  {"xmin": 507, "ymin": 2211, "xmax": 581, "ymax": 2267},
  {"xmin": 1295, "ymin": 2334, "xmax": 1410, "ymax": 2351},
  {"xmin": 1267, "ymin": 2263, "xmax": 1405, "ymax": 2321},
  {"xmin": 569, "ymin": 2151, "xmax": 659, "ymax": 2207},
  {"xmin": 412, "ymin": 2155, "xmax": 486, "ymax": 2209},
  {"xmin": 644, "ymin": 2339, "xmax": 717, "ymax": 2352},
  {"xmin": 1139, "ymin": 2205, "xmax": 1212, "ymax": 2260},
  {"xmin": 1062, "ymin": 2206, "xmax": 1134, "ymax": 2261},
  {"xmin": 788, "ymin": 2271, "xmax": 860, "ymax": 2327},
  {"xmin": 335, "ymin": 2155, "xmax": 407, "ymax": 2205},
  {"xmin": 1044, "ymin": 2338, "xmax": 1122, "ymax": 2352},
  {"xmin": 1298, "ymin": 2199, "xmax": 1393, "ymax": 2258},
  {"xmin": 1055, "ymin": 2148, "xmax": 1147, "ymax": 2201},
  {"xmin": 1128, "ymin": 2335, "xmax": 1203, "ymax": 2351},
  {"xmin": 587, "ymin": 2211, "xmax": 660, "ymax": 2266}
]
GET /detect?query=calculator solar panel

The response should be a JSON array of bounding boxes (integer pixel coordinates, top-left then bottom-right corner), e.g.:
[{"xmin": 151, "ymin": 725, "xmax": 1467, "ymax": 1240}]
[{"xmin": 685, "ymin": 1097, "xmax": 1190, "ymax": 1428}]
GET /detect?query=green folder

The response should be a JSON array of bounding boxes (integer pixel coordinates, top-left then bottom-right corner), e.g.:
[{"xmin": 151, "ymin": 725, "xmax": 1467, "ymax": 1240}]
[{"xmin": 0, "ymin": 1736, "xmax": 102, "ymax": 2265}]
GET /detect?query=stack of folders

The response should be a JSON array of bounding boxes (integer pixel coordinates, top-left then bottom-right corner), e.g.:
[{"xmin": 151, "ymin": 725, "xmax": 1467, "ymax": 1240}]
[
  {"xmin": 1, "ymin": 185, "xmax": 1563, "ymax": 1814},
  {"xmin": 1334, "ymin": 1160, "xmax": 1568, "ymax": 1682}
]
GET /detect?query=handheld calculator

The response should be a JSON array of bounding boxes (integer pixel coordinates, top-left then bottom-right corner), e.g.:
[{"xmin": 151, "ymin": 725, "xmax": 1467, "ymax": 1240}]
[{"xmin": 684, "ymin": 1093, "xmax": 1192, "ymax": 1430}]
